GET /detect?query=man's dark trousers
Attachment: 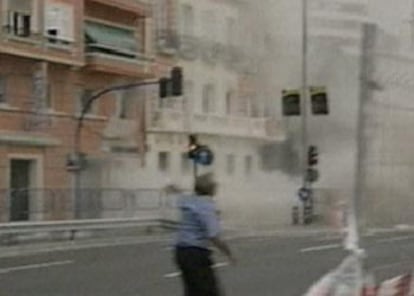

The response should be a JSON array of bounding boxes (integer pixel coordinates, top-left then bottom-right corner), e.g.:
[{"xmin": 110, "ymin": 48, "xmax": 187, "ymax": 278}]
[{"xmin": 175, "ymin": 247, "xmax": 222, "ymax": 296}]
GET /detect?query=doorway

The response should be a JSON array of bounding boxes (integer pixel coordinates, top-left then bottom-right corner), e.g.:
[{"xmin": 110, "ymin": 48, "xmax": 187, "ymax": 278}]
[{"xmin": 10, "ymin": 159, "xmax": 32, "ymax": 221}]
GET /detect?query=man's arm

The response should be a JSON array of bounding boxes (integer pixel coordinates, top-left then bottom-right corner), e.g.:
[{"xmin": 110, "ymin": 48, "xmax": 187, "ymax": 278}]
[{"xmin": 198, "ymin": 202, "xmax": 236, "ymax": 264}]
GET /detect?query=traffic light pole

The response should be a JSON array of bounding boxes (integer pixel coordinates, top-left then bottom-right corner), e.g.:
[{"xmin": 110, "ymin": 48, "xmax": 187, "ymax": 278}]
[
  {"xmin": 301, "ymin": 0, "xmax": 313, "ymax": 224},
  {"xmin": 301, "ymin": 0, "xmax": 309, "ymax": 189},
  {"xmin": 193, "ymin": 160, "xmax": 198, "ymax": 183}
]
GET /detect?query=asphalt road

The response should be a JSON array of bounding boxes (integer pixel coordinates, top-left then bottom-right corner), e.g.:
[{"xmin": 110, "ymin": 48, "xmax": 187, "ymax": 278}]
[{"xmin": 2, "ymin": 231, "xmax": 414, "ymax": 296}]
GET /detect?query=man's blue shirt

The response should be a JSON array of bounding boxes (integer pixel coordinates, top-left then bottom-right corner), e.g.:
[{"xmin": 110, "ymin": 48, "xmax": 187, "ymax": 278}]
[{"xmin": 175, "ymin": 194, "xmax": 220, "ymax": 249}]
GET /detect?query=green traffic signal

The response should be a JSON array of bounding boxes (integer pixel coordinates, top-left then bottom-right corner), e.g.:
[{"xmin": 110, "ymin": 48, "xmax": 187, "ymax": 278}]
[
  {"xmin": 282, "ymin": 89, "xmax": 301, "ymax": 116},
  {"xmin": 310, "ymin": 86, "xmax": 329, "ymax": 115}
]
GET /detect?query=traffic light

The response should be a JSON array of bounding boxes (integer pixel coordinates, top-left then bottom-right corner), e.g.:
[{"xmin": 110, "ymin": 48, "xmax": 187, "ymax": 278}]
[
  {"xmin": 159, "ymin": 77, "xmax": 169, "ymax": 98},
  {"xmin": 171, "ymin": 67, "xmax": 183, "ymax": 96},
  {"xmin": 307, "ymin": 145, "xmax": 318, "ymax": 166},
  {"xmin": 310, "ymin": 86, "xmax": 329, "ymax": 115},
  {"xmin": 282, "ymin": 89, "xmax": 301, "ymax": 116}
]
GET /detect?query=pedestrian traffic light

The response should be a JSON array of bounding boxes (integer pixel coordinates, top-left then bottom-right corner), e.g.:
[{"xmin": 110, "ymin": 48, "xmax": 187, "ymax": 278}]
[
  {"xmin": 159, "ymin": 77, "xmax": 169, "ymax": 98},
  {"xmin": 171, "ymin": 67, "xmax": 183, "ymax": 96},
  {"xmin": 310, "ymin": 86, "xmax": 329, "ymax": 115},
  {"xmin": 194, "ymin": 145, "xmax": 214, "ymax": 165},
  {"xmin": 308, "ymin": 145, "xmax": 318, "ymax": 166},
  {"xmin": 282, "ymin": 89, "xmax": 301, "ymax": 116}
]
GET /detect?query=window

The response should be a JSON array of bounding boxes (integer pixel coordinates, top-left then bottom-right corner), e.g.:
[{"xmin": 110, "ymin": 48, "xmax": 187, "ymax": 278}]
[
  {"xmin": 119, "ymin": 95, "xmax": 128, "ymax": 119},
  {"xmin": 0, "ymin": 77, "xmax": 7, "ymax": 104},
  {"xmin": 77, "ymin": 89, "xmax": 95, "ymax": 115},
  {"xmin": 181, "ymin": 153, "xmax": 191, "ymax": 175},
  {"xmin": 85, "ymin": 21, "xmax": 138, "ymax": 58},
  {"xmin": 158, "ymin": 152, "xmax": 170, "ymax": 172},
  {"xmin": 226, "ymin": 17, "xmax": 237, "ymax": 45},
  {"xmin": 180, "ymin": 4, "xmax": 194, "ymax": 36},
  {"xmin": 226, "ymin": 90, "xmax": 235, "ymax": 115},
  {"xmin": 156, "ymin": 0, "xmax": 172, "ymax": 32},
  {"xmin": 202, "ymin": 10, "xmax": 217, "ymax": 41},
  {"xmin": 226, "ymin": 154, "xmax": 235, "ymax": 175},
  {"xmin": 202, "ymin": 84, "xmax": 215, "ymax": 114},
  {"xmin": 183, "ymin": 80, "xmax": 193, "ymax": 112},
  {"xmin": 245, "ymin": 155, "xmax": 252, "ymax": 176},
  {"xmin": 117, "ymin": 90, "xmax": 132, "ymax": 119},
  {"xmin": 340, "ymin": 3, "xmax": 367, "ymax": 15},
  {"xmin": 32, "ymin": 69, "xmax": 50, "ymax": 110},
  {"xmin": 6, "ymin": 0, "xmax": 34, "ymax": 37},
  {"xmin": 44, "ymin": 1, "xmax": 74, "ymax": 45},
  {"xmin": 7, "ymin": 11, "xmax": 31, "ymax": 37}
]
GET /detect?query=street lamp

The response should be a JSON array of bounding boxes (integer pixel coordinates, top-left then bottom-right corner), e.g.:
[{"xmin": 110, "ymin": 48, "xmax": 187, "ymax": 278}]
[
  {"xmin": 69, "ymin": 67, "xmax": 183, "ymax": 219},
  {"xmin": 301, "ymin": 0, "xmax": 309, "ymax": 190}
]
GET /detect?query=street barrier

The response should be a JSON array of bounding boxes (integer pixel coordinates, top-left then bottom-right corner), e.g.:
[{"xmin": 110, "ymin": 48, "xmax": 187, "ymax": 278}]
[
  {"xmin": 0, "ymin": 188, "xmax": 182, "ymax": 244},
  {"xmin": 0, "ymin": 217, "xmax": 173, "ymax": 235}
]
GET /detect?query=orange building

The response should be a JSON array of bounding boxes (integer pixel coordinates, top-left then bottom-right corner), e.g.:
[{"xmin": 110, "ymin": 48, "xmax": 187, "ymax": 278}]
[{"xmin": 0, "ymin": 0, "xmax": 154, "ymax": 221}]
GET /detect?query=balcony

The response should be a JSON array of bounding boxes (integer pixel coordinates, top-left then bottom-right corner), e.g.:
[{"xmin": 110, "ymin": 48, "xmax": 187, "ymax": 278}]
[
  {"xmin": 88, "ymin": 0, "xmax": 150, "ymax": 15},
  {"xmin": 148, "ymin": 110, "xmax": 187, "ymax": 133},
  {"xmin": 102, "ymin": 117, "xmax": 140, "ymax": 149},
  {"xmin": 201, "ymin": 40, "xmax": 221, "ymax": 65},
  {"xmin": 0, "ymin": 11, "xmax": 82, "ymax": 66},
  {"xmin": 178, "ymin": 34, "xmax": 200, "ymax": 61},
  {"xmin": 191, "ymin": 114, "xmax": 283, "ymax": 139},
  {"xmin": 157, "ymin": 29, "xmax": 179, "ymax": 55},
  {"xmin": 84, "ymin": 21, "xmax": 153, "ymax": 78},
  {"xmin": 222, "ymin": 45, "xmax": 243, "ymax": 71},
  {"xmin": 147, "ymin": 110, "xmax": 284, "ymax": 140}
]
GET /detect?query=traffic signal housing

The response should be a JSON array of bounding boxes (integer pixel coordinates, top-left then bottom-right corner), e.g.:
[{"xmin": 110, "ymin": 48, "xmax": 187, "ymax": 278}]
[
  {"xmin": 171, "ymin": 67, "xmax": 183, "ymax": 96},
  {"xmin": 308, "ymin": 145, "xmax": 318, "ymax": 166},
  {"xmin": 158, "ymin": 67, "xmax": 183, "ymax": 98},
  {"xmin": 310, "ymin": 86, "xmax": 329, "ymax": 115},
  {"xmin": 282, "ymin": 89, "xmax": 301, "ymax": 116}
]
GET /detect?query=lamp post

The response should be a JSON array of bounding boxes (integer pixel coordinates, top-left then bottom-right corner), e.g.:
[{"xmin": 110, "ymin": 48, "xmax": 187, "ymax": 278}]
[
  {"xmin": 301, "ymin": 0, "xmax": 309, "ymax": 190},
  {"xmin": 69, "ymin": 67, "xmax": 183, "ymax": 219},
  {"xmin": 301, "ymin": 0, "xmax": 315, "ymax": 225},
  {"xmin": 69, "ymin": 81, "xmax": 159, "ymax": 218}
]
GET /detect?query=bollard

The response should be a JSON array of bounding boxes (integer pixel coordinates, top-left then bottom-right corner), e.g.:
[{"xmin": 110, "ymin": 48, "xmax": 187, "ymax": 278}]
[{"xmin": 292, "ymin": 206, "xmax": 299, "ymax": 225}]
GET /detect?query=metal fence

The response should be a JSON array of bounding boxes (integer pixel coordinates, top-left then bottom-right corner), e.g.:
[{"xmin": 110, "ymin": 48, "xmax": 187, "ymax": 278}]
[{"xmin": 0, "ymin": 188, "xmax": 180, "ymax": 223}]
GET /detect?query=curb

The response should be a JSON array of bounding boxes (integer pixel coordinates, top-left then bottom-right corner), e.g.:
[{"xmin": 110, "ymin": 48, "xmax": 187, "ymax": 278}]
[{"xmin": 1, "ymin": 225, "xmax": 413, "ymax": 258}]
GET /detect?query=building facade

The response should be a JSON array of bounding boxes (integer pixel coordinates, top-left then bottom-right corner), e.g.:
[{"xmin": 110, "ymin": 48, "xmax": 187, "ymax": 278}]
[
  {"xmin": 0, "ymin": 0, "xmax": 154, "ymax": 222},
  {"xmin": 101, "ymin": 0, "xmax": 288, "ymax": 228},
  {"xmin": 0, "ymin": 0, "xmax": 288, "ymax": 228}
]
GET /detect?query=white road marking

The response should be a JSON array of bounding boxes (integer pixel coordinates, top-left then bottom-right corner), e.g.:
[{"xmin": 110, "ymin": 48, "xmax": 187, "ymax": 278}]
[
  {"xmin": 300, "ymin": 243, "xmax": 342, "ymax": 253},
  {"xmin": 377, "ymin": 235, "xmax": 414, "ymax": 244},
  {"xmin": 164, "ymin": 271, "xmax": 181, "ymax": 278},
  {"xmin": 0, "ymin": 260, "xmax": 73, "ymax": 274},
  {"xmin": 163, "ymin": 261, "xmax": 229, "ymax": 279},
  {"xmin": 212, "ymin": 262, "xmax": 229, "ymax": 268}
]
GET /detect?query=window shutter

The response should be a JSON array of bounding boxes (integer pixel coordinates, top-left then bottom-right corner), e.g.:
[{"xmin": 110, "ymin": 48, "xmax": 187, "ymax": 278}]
[{"xmin": 60, "ymin": 5, "xmax": 74, "ymax": 41}]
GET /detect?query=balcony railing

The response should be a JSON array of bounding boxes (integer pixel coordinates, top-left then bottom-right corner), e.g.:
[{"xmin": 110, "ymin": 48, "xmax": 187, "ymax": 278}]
[
  {"xmin": 147, "ymin": 109, "xmax": 284, "ymax": 140},
  {"xmin": 0, "ymin": 188, "xmax": 177, "ymax": 222},
  {"xmin": 157, "ymin": 29, "xmax": 179, "ymax": 54},
  {"xmin": 178, "ymin": 34, "xmax": 199, "ymax": 61}
]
